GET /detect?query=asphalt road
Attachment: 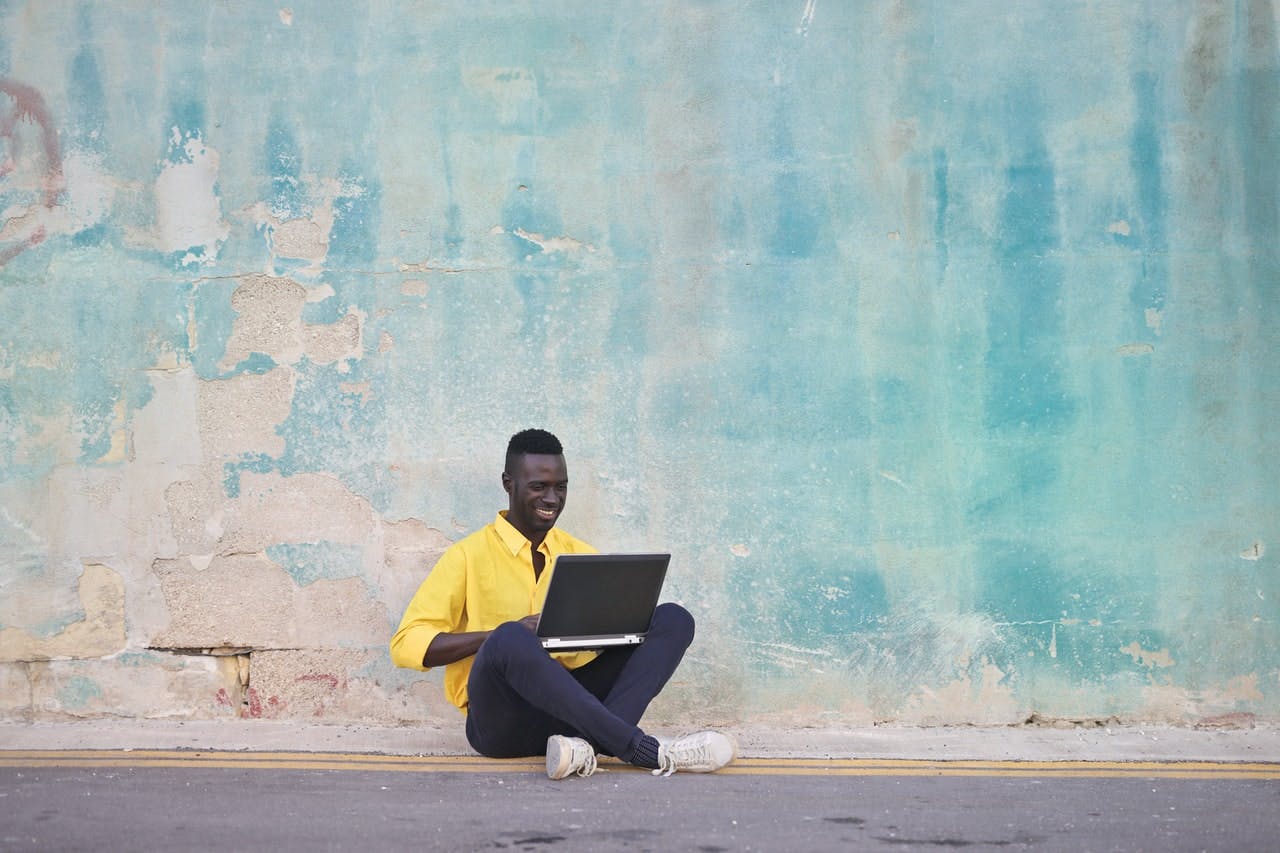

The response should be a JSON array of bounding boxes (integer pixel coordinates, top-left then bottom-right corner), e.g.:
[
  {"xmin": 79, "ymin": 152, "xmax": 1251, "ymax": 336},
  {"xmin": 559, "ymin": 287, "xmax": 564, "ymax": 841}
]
[{"xmin": 1, "ymin": 752, "xmax": 1278, "ymax": 851}]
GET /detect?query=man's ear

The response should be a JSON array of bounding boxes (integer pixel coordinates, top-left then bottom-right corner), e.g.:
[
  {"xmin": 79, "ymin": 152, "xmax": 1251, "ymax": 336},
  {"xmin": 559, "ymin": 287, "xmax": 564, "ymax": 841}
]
[{"xmin": 501, "ymin": 471, "xmax": 513, "ymax": 495}]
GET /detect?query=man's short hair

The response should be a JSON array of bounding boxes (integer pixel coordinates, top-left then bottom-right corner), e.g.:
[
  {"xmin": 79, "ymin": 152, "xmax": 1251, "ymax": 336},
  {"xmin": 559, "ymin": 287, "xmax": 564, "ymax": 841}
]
[{"xmin": 505, "ymin": 428, "xmax": 563, "ymax": 473}]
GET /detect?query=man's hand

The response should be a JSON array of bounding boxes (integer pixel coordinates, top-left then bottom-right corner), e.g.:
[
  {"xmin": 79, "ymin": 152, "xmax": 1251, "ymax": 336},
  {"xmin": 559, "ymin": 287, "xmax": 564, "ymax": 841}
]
[{"xmin": 519, "ymin": 613, "xmax": 540, "ymax": 632}]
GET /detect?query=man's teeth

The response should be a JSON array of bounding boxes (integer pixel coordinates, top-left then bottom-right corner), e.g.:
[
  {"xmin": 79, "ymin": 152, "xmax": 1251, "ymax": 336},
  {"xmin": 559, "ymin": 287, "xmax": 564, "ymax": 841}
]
[{"xmin": 537, "ymin": 508, "xmax": 556, "ymax": 518}]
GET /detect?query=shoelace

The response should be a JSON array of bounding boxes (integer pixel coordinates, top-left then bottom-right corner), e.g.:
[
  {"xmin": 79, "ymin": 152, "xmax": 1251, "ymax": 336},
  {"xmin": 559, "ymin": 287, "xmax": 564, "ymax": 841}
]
[
  {"xmin": 574, "ymin": 747, "xmax": 598, "ymax": 777},
  {"xmin": 651, "ymin": 740, "xmax": 710, "ymax": 777}
]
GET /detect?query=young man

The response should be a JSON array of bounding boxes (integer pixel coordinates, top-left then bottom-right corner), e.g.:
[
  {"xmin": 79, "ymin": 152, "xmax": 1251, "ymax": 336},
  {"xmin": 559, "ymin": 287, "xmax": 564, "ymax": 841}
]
[{"xmin": 390, "ymin": 428, "xmax": 736, "ymax": 779}]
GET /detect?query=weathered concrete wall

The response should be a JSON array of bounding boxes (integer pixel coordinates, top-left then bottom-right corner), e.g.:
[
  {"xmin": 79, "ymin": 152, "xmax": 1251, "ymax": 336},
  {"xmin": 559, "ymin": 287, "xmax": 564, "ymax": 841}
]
[{"xmin": 0, "ymin": 2, "xmax": 1276, "ymax": 728}]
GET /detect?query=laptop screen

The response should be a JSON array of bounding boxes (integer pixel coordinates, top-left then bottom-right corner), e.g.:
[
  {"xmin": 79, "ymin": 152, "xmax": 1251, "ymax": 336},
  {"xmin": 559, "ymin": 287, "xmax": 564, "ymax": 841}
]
[{"xmin": 536, "ymin": 553, "xmax": 670, "ymax": 642}]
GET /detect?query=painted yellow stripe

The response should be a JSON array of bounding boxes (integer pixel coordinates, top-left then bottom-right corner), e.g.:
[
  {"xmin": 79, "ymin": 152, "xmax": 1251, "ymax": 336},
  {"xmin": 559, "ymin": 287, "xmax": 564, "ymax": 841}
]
[{"xmin": 1, "ymin": 750, "xmax": 1277, "ymax": 779}]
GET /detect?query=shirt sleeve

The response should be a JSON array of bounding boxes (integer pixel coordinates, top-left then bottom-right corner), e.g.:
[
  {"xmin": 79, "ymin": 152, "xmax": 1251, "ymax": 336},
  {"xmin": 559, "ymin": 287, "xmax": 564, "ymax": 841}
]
[{"xmin": 389, "ymin": 546, "xmax": 467, "ymax": 671}]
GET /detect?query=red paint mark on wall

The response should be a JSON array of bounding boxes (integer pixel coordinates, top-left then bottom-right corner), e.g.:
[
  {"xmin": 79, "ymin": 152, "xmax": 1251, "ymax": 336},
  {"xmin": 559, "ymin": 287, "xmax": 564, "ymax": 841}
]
[
  {"xmin": 242, "ymin": 687, "xmax": 284, "ymax": 719},
  {"xmin": 0, "ymin": 78, "xmax": 62, "ymax": 267},
  {"xmin": 296, "ymin": 673, "xmax": 344, "ymax": 690}
]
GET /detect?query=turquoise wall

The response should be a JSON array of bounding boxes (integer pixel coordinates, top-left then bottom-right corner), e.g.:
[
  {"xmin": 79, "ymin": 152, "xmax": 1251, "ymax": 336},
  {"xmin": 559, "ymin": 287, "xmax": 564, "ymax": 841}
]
[{"xmin": 1, "ymin": 1, "xmax": 1276, "ymax": 725}]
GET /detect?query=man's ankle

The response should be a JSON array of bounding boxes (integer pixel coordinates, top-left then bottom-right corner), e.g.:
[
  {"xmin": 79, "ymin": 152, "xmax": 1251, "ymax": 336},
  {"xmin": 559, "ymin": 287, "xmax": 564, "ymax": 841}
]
[{"xmin": 626, "ymin": 734, "xmax": 661, "ymax": 770}]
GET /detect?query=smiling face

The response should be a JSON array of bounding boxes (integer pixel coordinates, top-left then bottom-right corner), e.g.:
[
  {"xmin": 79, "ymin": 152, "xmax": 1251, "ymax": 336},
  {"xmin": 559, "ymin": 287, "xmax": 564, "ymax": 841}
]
[{"xmin": 502, "ymin": 452, "xmax": 568, "ymax": 546}]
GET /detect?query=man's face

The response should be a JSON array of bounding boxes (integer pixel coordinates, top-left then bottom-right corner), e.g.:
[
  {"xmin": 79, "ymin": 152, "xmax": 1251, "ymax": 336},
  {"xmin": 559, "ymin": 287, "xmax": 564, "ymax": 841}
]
[{"xmin": 503, "ymin": 453, "xmax": 568, "ymax": 541}]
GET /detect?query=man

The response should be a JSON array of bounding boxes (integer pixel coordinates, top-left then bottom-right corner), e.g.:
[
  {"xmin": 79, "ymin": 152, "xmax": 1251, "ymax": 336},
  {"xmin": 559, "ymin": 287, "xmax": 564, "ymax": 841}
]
[{"xmin": 391, "ymin": 428, "xmax": 737, "ymax": 779}]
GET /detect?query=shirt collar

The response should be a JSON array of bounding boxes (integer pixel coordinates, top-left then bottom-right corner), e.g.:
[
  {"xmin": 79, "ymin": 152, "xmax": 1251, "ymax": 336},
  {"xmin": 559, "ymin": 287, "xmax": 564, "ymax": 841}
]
[{"xmin": 495, "ymin": 511, "xmax": 534, "ymax": 556}]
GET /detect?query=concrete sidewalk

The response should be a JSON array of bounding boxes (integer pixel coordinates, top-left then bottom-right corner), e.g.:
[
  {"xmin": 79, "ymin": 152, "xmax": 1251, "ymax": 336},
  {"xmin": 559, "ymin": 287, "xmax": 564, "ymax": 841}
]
[{"xmin": 2, "ymin": 719, "xmax": 1277, "ymax": 763}]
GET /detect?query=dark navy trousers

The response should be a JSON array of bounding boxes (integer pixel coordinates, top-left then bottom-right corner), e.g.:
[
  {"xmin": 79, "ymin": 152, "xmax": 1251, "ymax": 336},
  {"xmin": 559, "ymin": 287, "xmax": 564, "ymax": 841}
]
[{"xmin": 464, "ymin": 603, "xmax": 695, "ymax": 760}]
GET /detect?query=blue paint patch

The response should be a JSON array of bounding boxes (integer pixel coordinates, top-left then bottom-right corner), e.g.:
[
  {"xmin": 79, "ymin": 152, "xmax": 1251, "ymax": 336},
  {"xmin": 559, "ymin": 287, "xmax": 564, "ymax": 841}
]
[
  {"xmin": 975, "ymin": 542, "xmax": 1072, "ymax": 624},
  {"xmin": 266, "ymin": 109, "xmax": 304, "ymax": 219},
  {"xmin": 274, "ymin": 358, "xmax": 392, "ymax": 512},
  {"xmin": 327, "ymin": 167, "xmax": 381, "ymax": 266},
  {"xmin": 266, "ymin": 541, "xmax": 363, "ymax": 587},
  {"xmin": 1128, "ymin": 72, "xmax": 1167, "ymax": 333},
  {"xmin": 113, "ymin": 652, "xmax": 159, "ymax": 668},
  {"xmin": 190, "ymin": 279, "xmax": 240, "ymax": 380},
  {"xmin": 164, "ymin": 103, "xmax": 206, "ymax": 165},
  {"xmin": 223, "ymin": 452, "xmax": 276, "ymax": 498},
  {"xmin": 973, "ymin": 541, "xmax": 1164, "ymax": 680},
  {"xmin": 227, "ymin": 352, "xmax": 277, "ymax": 376},
  {"xmin": 732, "ymin": 546, "xmax": 889, "ymax": 658},
  {"xmin": 0, "ymin": 245, "xmax": 186, "ymax": 471},
  {"xmin": 71, "ymin": 223, "xmax": 109, "ymax": 247},
  {"xmin": 769, "ymin": 171, "xmax": 820, "ymax": 259},
  {"xmin": 57, "ymin": 676, "xmax": 103, "ymax": 710},
  {"xmin": 444, "ymin": 201, "xmax": 464, "ymax": 260},
  {"xmin": 983, "ymin": 95, "xmax": 1076, "ymax": 433},
  {"xmin": 933, "ymin": 148, "xmax": 950, "ymax": 281},
  {"xmin": 68, "ymin": 44, "xmax": 107, "ymax": 153}
]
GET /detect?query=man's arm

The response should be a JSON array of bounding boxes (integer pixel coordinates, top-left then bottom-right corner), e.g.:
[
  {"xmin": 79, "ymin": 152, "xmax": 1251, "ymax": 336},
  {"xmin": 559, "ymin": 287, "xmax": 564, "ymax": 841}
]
[{"xmin": 422, "ymin": 615, "xmax": 540, "ymax": 667}]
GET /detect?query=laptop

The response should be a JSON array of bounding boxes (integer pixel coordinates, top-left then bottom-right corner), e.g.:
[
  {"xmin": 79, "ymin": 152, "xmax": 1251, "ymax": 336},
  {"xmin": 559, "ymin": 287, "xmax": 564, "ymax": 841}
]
[{"xmin": 536, "ymin": 553, "xmax": 670, "ymax": 650}]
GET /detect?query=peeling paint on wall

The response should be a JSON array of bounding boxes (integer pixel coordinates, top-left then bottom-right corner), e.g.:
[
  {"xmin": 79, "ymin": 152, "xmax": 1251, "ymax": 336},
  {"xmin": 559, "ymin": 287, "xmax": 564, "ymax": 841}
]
[{"xmin": 0, "ymin": 563, "xmax": 125, "ymax": 661}]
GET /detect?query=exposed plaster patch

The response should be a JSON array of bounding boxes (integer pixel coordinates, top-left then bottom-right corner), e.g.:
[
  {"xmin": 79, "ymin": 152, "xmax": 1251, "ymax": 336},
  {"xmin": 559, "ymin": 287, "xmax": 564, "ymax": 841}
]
[
  {"xmin": 0, "ymin": 563, "xmax": 126, "ymax": 661},
  {"xmin": 1240, "ymin": 541, "xmax": 1265, "ymax": 560},
  {"xmin": 27, "ymin": 653, "xmax": 239, "ymax": 720},
  {"xmin": 306, "ymin": 283, "xmax": 336, "ymax": 303},
  {"xmin": 197, "ymin": 367, "xmax": 295, "ymax": 459},
  {"xmin": 220, "ymin": 275, "xmax": 308, "ymax": 370},
  {"xmin": 279, "ymin": 8, "xmax": 294, "ymax": 27},
  {"xmin": 1145, "ymin": 307, "xmax": 1164, "ymax": 335},
  {"xmin": 214, "ymin": 471, "xmax": 379, "ymax": 554},
  {"xmin": 151, "ymin": 554, "xmax": 296, "ymax": 649},
  {"xmin": 1119, "ymin": 641, "xmax": 1174, "ymax": 669},
  {"xmin": 151, "ymin": 133, "xmax": 230, "ymax": 262},
  {"xmin": 378, "ymin": 332, "xmax": 394, "ymax": 353},
  {"xmin": 1116, "ymin": 343, "xmax": 1154, "ymax": 356},
  {"xmin": 0, "ymin": 150, "xmax": 114, "ymax": 252},
  {"xmin": 219, "ymin": 275, "xmax": 363, "ymax": 370},
  {"xmin": 730, "ymin": 544, "xmax": 750, "ymax": 557},
  {"xmin": 907, "ymin": 661, "xmax": 1022, "ymax": 725},
  {"xmin": 95, "ymin": 398, "xmax": 131, "ymax": 464},
  {"xmin": 164, "ymin": 478, "xmax": 221, "ymax": 554},
  {"xmin": 379, "ymin": 518, "xmax": 454, "ymax": 613},
  {"xmin": 19, "ymin": 350, "xmax": 63, "ymax": 369},
  {"xmin": 401, "ymin": 279, "xmax": 428, "ymax": 297},
  {"xmin": 512, "ymin": 227, "xmax": 595, "ymax": 255},
  {"xmin": 1220, "ymin": 673, "xmax": 1264, "ymax": 703},
  {"xmin": 242, "ymin": 178, "xmax": 355, "ymax": 276},
  {"xmin": 303, "ymin": 310, "xmax": 362, "ymax": 364},
  {"xmin": 1196, "ymin": 711, "xmax": 1257, "ymax": 729},
  {"xmin": 150, "ymin": 553, "xmax": 388, "ymax": 653},
  {"xmin": 120, "ymin": 368, "xmax": 199, "ymax": 466},
  {"xmin": 248, "ymin": 648, "xmax": 435, "ymax": 721},
  {"xmin": 1107, "ymin": 219, "xmax": 1131, "ymax": 236},
  {"xmin": 271, "ymin": 217, "xmax": 329, "ymax": 263},
  {"xmin": 0, "ymin": 664, "xmax": 32, "ymax": 718}
]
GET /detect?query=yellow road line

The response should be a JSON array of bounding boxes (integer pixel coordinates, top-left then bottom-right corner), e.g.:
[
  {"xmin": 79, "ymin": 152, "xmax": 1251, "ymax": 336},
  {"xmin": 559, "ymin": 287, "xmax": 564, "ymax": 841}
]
[{"xmin": 1, "ymin": 750, "xmax": 1277, "ymax": 779}]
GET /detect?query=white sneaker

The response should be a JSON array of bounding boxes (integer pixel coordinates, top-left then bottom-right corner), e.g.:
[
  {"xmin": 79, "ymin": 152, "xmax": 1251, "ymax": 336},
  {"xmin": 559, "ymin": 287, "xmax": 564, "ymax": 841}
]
[
  {"xmin": 653, "ymin": 731, "xmax": 738, "ymax": 776},
  {"xmin": 546, "ymin": 735, "xmax": 598, "ymax": 780}
]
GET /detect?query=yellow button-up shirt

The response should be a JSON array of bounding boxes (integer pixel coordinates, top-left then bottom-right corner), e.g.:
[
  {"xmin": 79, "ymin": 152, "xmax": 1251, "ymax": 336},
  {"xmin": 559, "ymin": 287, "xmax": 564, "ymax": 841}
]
[{"xmin": 389, "ymin": 511, "xmax": 598, "ymax": 713}]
